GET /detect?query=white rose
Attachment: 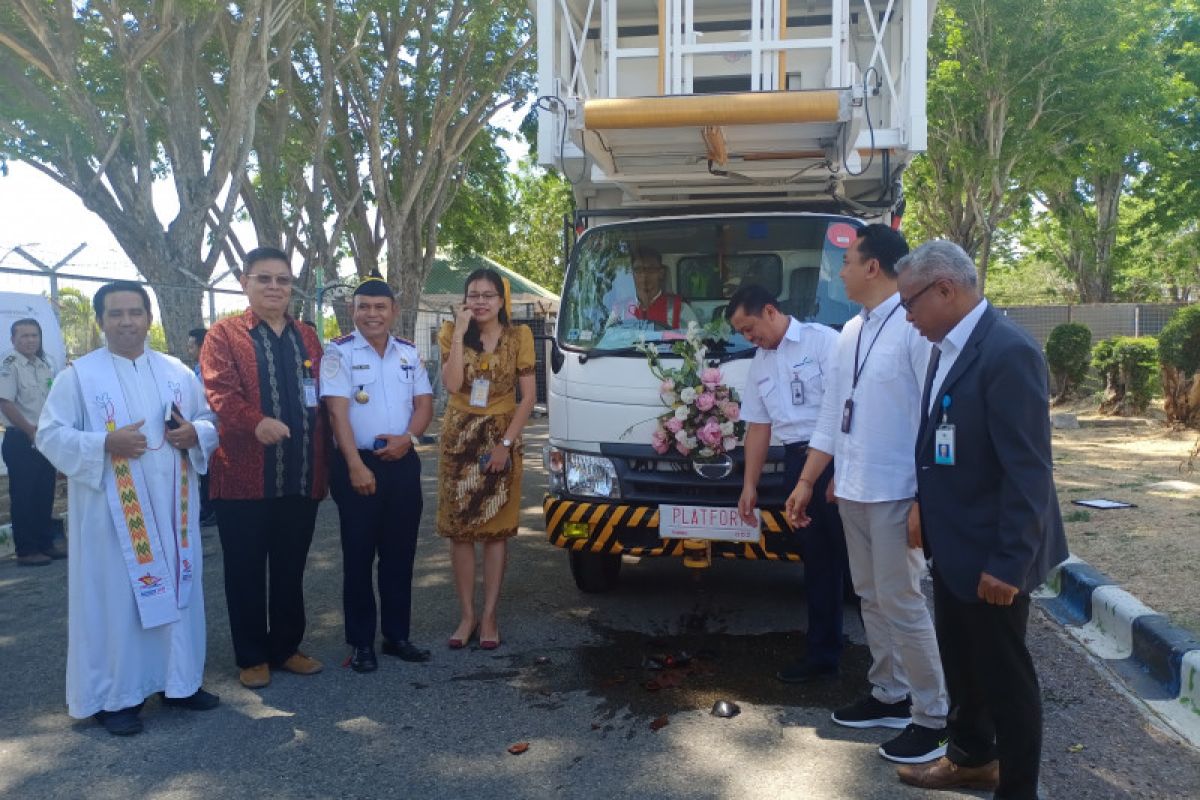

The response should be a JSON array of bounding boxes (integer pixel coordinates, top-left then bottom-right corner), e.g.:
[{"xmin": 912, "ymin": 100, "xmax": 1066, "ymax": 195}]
[
  {"xmin": 720, "ymin": 421, "xmax": 734, "ymax": 436},
  {"xmin": 674, "ymin": 428, "xmax": 689, "ymax": 443},
  {"xmin": 674, "ymin": 405, "xmax": 689, "ymax": 420},
  {"xmin": 698, "ymin": 447, "xmax": 714, "ymax": 458},
  {"xmin": 684, "ymin": 436, "xmax": 698, "ymax": 449},
  {"xmin": 680, "ymin": 386, "xmax": 697, "ymax": 403},
  {"xmin": 722, "ymin": 436, "xmax": 738, "ymax": 451},
  {"xmin": 660, "ymin": 391, "xmax": 678, "ymax": 405}
]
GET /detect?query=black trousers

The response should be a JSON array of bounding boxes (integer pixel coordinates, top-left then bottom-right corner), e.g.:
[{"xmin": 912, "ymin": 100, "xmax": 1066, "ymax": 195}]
[
  {"xmin": 330, "ymin": 448, "xmax": 423, "ymax": 647},
  {"xmin": 215, "ymin": 496, "xmax": 319, "ymax": 668},
  {"xmin": 933, "ymin": 569, "xmax": 1041, "ymax": 800},
  {"xmin": 2, "ymin": 428, "xmax": 56, "ymax": 556},
  {"xmin": 783, "ymin": 443, "xmax": 849, "ymax": 668}
]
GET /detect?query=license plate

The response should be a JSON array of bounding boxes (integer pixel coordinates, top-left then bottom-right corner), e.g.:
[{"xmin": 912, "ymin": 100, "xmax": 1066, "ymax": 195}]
[{"xmin": 658, "ymin": 504, "xmax": 761, "ymax": 542}]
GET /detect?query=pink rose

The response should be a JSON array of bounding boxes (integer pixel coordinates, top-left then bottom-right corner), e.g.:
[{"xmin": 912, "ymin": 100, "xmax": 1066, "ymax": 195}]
[
  {"xmin": 651, "ymin": 429, "xmax": 670, "ymax": 454},
  {"xmin": 660, "ymin": 378, "xmax": 675, "ymax": 393},
  {"xmin": 676, "ymin": 442, "xmax": 691, "ymax": 456},
  {"xmin": 696, "ymin": 392, "xmax": 716, "ymax": 412},
  {"xmin": 666, "ymin": 417, "xmax": 684, "ymax": 433},
  {"xmin": 700, "ymin": 367, "xmax": 722, "ymax": 388},
  {"xmin": 721, "ymin": 401, "xmax": 740, "ymax": 422},
  {"xmin": 698, "ymin": 418, "xmax": 723, "ymax": 446}
]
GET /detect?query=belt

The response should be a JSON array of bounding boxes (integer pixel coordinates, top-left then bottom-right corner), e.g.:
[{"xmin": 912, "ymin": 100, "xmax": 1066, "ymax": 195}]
[{"xmin": 783, "ymin": 440, "xmax": 810, "ymax": 454}]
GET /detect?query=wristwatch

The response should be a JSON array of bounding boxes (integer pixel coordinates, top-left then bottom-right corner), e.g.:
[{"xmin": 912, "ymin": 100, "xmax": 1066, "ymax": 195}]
[{"xmin": 501, "ymin": 437, "xmax": 513, "ymax": 448}]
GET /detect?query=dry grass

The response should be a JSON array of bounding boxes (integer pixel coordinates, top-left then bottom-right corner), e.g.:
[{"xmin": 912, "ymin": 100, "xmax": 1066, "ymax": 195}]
[{"xmin": 1051, "ymin": 399, "xmax": 1200, "ymax": 633}]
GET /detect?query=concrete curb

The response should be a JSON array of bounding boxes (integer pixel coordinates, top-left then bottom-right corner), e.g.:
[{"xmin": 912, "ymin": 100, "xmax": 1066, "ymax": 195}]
[{"xmin": 1036, "ymin": 556, "xmax": 1200, "ymax": 746}]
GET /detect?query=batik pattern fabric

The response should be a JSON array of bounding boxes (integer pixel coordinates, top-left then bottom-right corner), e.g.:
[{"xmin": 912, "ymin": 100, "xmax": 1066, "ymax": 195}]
[{"xmin": 435, "ymin": 322, "xmax": 535, "ymax": 542}]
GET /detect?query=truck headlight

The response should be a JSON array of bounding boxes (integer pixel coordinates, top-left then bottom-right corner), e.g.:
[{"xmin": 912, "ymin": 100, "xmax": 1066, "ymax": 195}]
[
  {"xmin": 565, "ymin": 452, "xmax": 620, "ymax": 498},
  {"xmin": 544, "ymin": 445, "xmax": 566, "ymax": 493}
]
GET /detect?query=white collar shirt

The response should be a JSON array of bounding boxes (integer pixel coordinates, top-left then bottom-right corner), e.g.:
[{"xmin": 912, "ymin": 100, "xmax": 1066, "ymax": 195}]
[
  {"xmin": 319, "ymin": 330, "xmax": 432, "ymax": 450},
  {"xmin": 927, "ymin": 299, "xmax": 989, "ymax": 415},
  {"xmin": 739, "ymin": 317, "xmax": 840, "ymax": 445},
  {"xmin": 810, "ymin": 292, "xmax": 933, "ymax": 502}
]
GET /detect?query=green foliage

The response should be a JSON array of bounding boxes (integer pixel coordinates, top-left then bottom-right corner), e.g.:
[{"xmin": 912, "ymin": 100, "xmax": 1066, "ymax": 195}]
[
  {"xmin": 1092, "ymin": 335, "xmax": 1159, "ymax": 413},
  {"xmin": 489, "ymin": 159, "xmax": 574, "ymax": 291},
  {"xmin": 53, "ymin": 287, "xmax": 100, "ymax": 359},
  {"xmin": 1157, "ymin": 304, "xmax": 1200, "ymax": 375},
  {"xmin": 1045, "ymin": 323, "xmax": 1092, "ymax": 400}
]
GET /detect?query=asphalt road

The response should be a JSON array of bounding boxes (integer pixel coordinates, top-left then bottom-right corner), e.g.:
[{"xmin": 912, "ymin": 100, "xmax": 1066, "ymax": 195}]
[{"xmin": 1, "ymin": 419, "xmax": 1198, "ymax": 799}]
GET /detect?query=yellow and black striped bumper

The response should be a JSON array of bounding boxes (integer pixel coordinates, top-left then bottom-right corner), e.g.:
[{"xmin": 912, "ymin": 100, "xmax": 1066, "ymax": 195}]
[{"xmin": 543, "ymin": 496, "xmax": 803, "ymax": 561}]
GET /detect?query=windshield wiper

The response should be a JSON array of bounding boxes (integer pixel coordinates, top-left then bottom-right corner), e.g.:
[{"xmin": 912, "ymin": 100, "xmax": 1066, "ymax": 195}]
[{"xmin": 578, "ymin": 345, "xmax": 667, "ymax": 363}]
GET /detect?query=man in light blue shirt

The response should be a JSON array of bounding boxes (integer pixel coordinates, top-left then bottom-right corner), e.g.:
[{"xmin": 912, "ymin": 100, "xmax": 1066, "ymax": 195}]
[{"xmin": 786, "ymin": 224, "xmax": 949, "ymax": 766}]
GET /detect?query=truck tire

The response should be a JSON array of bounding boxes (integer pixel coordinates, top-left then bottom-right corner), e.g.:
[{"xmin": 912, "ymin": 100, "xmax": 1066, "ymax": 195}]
[{"xmin": 569, "ymin": 551, "xmax": 622, "ymax": 593}]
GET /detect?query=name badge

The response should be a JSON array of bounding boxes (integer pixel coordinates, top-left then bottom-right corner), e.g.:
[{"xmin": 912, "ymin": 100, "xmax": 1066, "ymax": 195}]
[
  {"xmin": 303, "ymin": 377, "xmax": 318, "ymax": 408},
  {"xmin": 935, "ymin": 423, "xmax": 956, "ymax": 465},
  {"xmin": 790, "ymin": 379, "xmax": 805, "ymax": 406},
  {"xmin": 469, "ymin": 377, "xmax": 491, "ymax": 407},
  {"xmin": 841, "ymin": 398, "xmax": 854, "ymax": 433}
]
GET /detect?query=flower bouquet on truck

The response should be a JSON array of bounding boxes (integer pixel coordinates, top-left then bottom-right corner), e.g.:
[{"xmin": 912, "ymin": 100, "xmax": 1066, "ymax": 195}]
[{"xmin": 633, "ymin": 320, "xmax": 746, "ymax": 459}]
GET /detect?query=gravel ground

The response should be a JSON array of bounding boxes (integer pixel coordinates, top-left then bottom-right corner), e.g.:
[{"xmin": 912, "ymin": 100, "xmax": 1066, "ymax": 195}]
[{"xmin": 0, "ymin": 419, "xmax": 1197, "ymax": 799}]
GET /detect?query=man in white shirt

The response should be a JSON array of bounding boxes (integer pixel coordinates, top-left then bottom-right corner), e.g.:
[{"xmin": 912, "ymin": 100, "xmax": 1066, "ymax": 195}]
[
  {"xmin": 786, "ymin": 225, "xmax": 949, "ymax": 765},
  {"xmin": 727, "ymin": 284, "xmax": 848, "ymax": 683},
  {"xmin": 37, "ymin": 281, "xmax": 220, "ymax": 736}
]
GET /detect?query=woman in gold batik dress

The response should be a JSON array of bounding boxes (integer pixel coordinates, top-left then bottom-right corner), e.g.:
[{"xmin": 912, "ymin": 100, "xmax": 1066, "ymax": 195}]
[{"xmin": 437, "ymin": 268, "xmax": 536, "ymax": 651}]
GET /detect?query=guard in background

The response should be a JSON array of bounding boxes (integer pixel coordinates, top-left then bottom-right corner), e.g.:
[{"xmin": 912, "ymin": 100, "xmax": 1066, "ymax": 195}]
[
  {"xmin": 0, "ymin": 318, "xmax": 63, "ymax": 566},
  {"xmin": 322, "ymin": 274, "xmax": 433, "ymax": 673}
]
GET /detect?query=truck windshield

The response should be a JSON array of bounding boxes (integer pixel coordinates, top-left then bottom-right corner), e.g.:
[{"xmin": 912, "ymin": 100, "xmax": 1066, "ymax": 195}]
[{"xmin": 558, "ymin": 215, "xmax": 861, "ymax": 353}]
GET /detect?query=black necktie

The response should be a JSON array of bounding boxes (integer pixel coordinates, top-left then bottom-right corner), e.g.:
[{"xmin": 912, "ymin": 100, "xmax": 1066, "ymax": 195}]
[{"xmin": 921, "ymin": 345, "xmax": 942, "ymax": 425}]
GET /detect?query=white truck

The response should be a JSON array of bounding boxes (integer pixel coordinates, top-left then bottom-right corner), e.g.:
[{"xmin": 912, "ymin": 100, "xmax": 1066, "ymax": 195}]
[{"xmin": 535, "ymin": 0, "xmax": 933, "ymax": 591}]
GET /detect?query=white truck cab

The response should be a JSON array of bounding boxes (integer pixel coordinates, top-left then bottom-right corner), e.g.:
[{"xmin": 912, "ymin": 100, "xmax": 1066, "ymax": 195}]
[{"xmin": 536, "ymin": 1, "xmax": 932, "ymax": 590}]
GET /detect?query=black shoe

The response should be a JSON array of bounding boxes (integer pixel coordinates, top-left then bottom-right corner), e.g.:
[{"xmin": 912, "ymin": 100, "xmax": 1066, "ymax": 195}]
[
  {"xmin": 95, "ymin": 707, "xmax": 143, "ymax": 736},
  {"xmin": 160, "ymin": 688, "xmax": 220, "ymax": 711},
  {"xmin": 350, "ymin": 645, "xmax": 378, "ymax": 673},
  {"xmin": 381, "ymin": 639, "xmax": 431, "ymax": 663},
  {"xmin": 879, "ymin": 723, "xmax": 949, "ymax": 763},
  {"xmin": 776, "ymin": 660, "xmax": 838, "ymax": 684},
  {"xmin": 831, "ymin": 695, "xmax": 912, "ymax": 729},
  {"xmin": 42, "ymin": 544, "xmax": 68, "ymax": 560}
]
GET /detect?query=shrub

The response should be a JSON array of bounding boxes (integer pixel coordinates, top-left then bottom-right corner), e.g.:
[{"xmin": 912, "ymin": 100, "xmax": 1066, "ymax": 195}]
[
  {"xmin": 1092, "ymin": 335, "xmax": 1158, "ymax": 415},
  {"xmin": 1157, "ymin": 304, "xmax": 1200, "ymax": 426},
  {"xmin": 1045, "ymin": 322, "xmax": 1092, "ymax": 403}
]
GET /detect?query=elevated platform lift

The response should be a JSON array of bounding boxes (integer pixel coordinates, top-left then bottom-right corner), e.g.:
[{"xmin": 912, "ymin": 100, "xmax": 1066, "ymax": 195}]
[{"xmin": 536, "ymin": 0, "xmax": 935, "ymax": 217}]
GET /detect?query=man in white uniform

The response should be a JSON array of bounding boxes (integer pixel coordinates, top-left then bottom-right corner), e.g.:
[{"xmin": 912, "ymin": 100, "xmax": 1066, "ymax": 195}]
[
  {"xmin": 322, "ymin": 274, "xmax": 434, "ymax": 672},
  {"xmin": 37, "ymin": 281, "xmax": 220, "ymax": 736}
]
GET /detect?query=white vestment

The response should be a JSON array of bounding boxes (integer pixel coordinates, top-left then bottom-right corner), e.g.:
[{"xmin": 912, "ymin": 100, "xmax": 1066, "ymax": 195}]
[{"xmin": 37, "ymin": 348, "xmax": 218, "ymax": 718}]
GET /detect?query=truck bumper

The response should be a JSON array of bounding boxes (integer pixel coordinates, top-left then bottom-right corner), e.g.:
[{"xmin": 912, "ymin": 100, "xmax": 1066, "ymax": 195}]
[{"xmin": 543, "ymin": 496, "xmax": 803, "ymax": 561}]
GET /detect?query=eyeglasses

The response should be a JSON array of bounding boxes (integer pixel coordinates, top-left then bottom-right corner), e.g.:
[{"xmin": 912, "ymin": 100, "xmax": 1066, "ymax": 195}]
[
  {"xmin": 899, "ymin": 280, "xmax": 938, "ymax": 312},
  {"xmin": 248, "ymin": 273, "xmax": 295, "ymax": 287},
  {"xmin": 466, "ymin": 292, "xmax": 500, "ymax": 301}
]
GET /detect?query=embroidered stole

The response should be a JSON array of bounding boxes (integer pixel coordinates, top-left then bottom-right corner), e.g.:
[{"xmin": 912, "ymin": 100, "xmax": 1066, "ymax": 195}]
[{"xmin": 74, "ymin": 349, "xmax": 196, "ymax": 629}]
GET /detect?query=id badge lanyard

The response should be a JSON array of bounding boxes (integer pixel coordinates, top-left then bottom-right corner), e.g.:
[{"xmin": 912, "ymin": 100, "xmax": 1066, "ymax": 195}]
[
  {"xmin": 469, "ymin": 352, "xmax": 492, "ymax": 408},
  {"xmin": 842, "ymin": 304, "xmax": 900, "ymax": 433},
  {"xmin": 934, "ymin": 395, "xmax": 956, "ymax": 465}
]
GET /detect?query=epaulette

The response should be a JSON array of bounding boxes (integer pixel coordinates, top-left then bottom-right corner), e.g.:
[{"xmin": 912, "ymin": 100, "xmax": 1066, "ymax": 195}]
[
  {"xmin": 331, "ymin": 333, "xmax": 355, "ymax": 345},
  {"xmin": 1, "ymin": 353, "xmax": 16, "ymax": 365},
  {"xmin": 392, "ymin": 336, "xmax": 415, "ymax": 348}
]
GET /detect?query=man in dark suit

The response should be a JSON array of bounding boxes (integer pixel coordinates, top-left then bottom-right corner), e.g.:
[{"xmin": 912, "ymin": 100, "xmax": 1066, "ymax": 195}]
[{"xmin": 894, "ymin": 240, "xmax": 1068, "ymax": 799}]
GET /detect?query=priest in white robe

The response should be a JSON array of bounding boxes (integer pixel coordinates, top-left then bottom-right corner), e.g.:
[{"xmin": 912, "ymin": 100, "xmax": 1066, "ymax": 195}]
[{"xmin": 37, "ymin": 282, "xmax": 220, "ymax": 736}]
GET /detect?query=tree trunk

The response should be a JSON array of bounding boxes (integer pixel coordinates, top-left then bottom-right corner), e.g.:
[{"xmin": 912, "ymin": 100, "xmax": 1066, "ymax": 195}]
[{"xmin": 1161, "ymin": 365, "xmax": 1200, "ymax": 427}]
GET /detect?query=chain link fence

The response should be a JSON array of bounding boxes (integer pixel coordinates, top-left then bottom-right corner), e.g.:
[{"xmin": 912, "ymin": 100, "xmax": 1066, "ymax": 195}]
[{"xmin": 998, "ymin": 303, "xmax": 1190, "ymax": 347}]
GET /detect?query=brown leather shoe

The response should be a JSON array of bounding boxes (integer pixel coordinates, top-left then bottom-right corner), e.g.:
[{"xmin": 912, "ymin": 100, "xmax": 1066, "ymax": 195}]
[
  {"xmin": 239, "ymin": 663, "xmax": 270, "ymax": 689},
  {"xmin": 278, "ymin": 651, "xmax": 323, "ymax": 675},
  {"xmin": 17, "ymin": 553, "xmax": 52, "ymax": 567},
  {"xmin": 897, "ymin": 756, "xmax": 1000, "ymax": 791}
]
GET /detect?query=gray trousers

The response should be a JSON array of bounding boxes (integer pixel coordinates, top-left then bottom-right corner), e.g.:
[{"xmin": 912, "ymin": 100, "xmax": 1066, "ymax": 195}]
[{"xmin": 838, "ymin": 498, "xmax": 948, "ymax": 729}]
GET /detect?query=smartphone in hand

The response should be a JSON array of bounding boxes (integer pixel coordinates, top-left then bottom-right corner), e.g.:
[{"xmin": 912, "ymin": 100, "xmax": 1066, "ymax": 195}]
[{"xmin": 164, "ymin": 402, "xmax": 184, "ymax": 430}]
